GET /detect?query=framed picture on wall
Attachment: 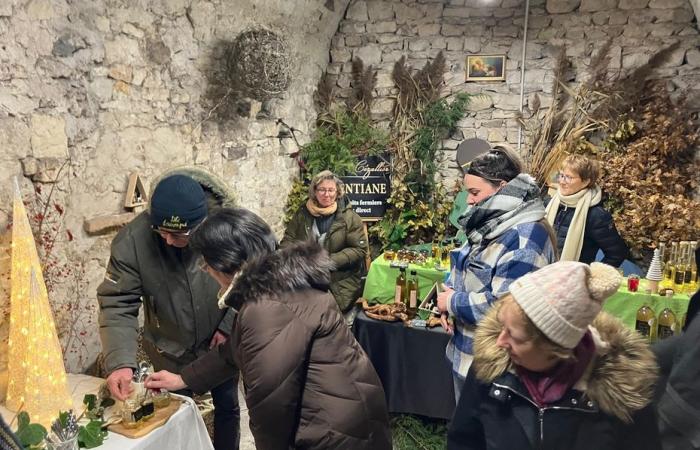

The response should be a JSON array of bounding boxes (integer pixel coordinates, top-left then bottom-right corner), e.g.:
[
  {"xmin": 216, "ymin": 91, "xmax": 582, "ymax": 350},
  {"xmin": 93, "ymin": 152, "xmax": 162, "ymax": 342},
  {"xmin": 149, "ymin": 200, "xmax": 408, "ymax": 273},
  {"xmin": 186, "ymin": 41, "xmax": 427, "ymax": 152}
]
[{"xmin": 465, "ymin": 55, "xmax": 506, "ymax": 82}]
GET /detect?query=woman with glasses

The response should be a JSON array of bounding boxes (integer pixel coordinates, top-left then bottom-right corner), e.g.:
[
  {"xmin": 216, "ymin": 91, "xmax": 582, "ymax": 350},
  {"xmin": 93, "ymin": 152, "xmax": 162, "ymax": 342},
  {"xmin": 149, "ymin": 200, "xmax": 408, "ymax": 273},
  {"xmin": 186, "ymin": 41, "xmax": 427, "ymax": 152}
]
[
  {"xmin": 146, "ymin": 208, "xmax": 391, "ymax": 450},
  {"xmin": 437, "ymin": 145, "xmax": 558, "ymax": 403},
  {"xmin": 281, "ymin": 170, "xmax": 368, "ymax": 322},
  {"xmin": 545, "ymin": 154, "xmax": 628, "ymax": 266}
]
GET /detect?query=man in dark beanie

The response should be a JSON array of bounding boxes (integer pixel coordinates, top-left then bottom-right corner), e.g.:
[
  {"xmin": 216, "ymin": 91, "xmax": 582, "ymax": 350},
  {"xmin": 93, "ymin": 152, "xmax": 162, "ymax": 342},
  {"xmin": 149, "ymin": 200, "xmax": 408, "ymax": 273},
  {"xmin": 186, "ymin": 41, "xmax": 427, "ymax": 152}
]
[{"xmin": 97, "ymin": 168, "xmax": 240, "ymax": 450}]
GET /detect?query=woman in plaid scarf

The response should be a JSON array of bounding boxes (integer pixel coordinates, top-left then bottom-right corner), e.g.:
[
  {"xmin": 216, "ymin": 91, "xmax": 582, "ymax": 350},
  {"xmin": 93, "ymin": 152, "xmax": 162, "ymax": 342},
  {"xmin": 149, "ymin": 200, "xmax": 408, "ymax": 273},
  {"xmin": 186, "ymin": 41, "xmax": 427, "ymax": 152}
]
[{"xmin": 437, "ymin": 145, "xmax": 557, "ymax": 402}]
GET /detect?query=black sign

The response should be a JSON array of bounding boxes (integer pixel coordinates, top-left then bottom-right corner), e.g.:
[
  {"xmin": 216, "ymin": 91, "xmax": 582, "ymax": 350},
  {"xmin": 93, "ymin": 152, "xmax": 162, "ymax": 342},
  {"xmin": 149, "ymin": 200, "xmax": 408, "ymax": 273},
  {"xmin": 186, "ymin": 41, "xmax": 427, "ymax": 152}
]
[{"xmin": 342, "ymin": 155, "xmax": 391, "ymax": 221}]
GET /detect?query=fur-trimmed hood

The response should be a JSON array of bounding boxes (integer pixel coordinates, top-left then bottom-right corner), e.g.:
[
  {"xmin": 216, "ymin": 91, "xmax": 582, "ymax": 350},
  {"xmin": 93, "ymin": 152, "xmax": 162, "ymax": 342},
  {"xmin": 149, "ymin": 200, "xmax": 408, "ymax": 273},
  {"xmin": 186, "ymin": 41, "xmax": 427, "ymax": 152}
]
[
  {"xmin": 223, "ymin": 241, "xmax": 333, "ymax": 310},
  {"xmin": 474, "ymin": 305, "xmax": 658, "ymax": 423},
  {"xmin": 149, "ymin": 166, "xmax": 236, "ymax": 212}
]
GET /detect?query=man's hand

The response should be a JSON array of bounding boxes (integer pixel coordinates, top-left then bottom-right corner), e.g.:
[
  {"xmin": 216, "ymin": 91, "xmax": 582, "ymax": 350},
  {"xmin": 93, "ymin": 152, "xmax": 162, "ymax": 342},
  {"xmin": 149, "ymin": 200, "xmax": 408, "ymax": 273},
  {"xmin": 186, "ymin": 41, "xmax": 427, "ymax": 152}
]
[
  {"xmin": 145, "ymin": 370, "xmax": 187, "ymax": 391},
  {"xmin": 209, "ymin": 330, "xmax": 228, "ymax": 349},
  {"xmin": 106, "ymin": 367, "xmax": 134, "ymax": 401},
  {"xmin": 437, "ymin": 286, "xmax": 454, "ymax": 313}
]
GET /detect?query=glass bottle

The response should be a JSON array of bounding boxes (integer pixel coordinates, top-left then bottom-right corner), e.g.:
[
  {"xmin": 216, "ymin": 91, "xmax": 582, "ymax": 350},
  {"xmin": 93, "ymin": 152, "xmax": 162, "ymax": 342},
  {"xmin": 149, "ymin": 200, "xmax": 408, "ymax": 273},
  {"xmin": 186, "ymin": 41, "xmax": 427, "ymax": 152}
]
[
  {"xmin": 394, "ymin": 267, "xmax": 406, "ymax": 305},
  {"xmin": 431, "ymin": 241, "xmax": 441, "ymax": 262},
  {"xmin": 635, "ymin": 305, "xmax": 656, "ymax": 343},
  {"xmin": 407, "ymin": 270, "xmax": 419, "ymax": 317},
  {"xmin": 440, "ymin": 239, "xmax": 451, "ymax": 269},
  {"xmin": 657, "ymin": 308, "xmax": 677, "ymax": 340},
  {"xmin": 663, "ymin": 242, "xmax": 678, "ymax": 290},
  {"xmin": 690, "ymin": 240, "xmax": 698, "ymax": 294},
  {"xmin": 674, "ymin": 242, "xmax": 688, "ymax": 293}
]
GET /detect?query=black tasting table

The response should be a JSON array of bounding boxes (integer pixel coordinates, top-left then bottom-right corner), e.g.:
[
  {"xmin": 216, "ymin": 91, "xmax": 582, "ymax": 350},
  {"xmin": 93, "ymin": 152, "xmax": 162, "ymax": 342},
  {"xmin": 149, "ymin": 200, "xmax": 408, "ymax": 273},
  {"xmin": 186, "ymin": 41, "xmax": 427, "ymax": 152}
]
[{"xmin": 352, "ymin": 310, "xmax": 456, "ymax": 420}]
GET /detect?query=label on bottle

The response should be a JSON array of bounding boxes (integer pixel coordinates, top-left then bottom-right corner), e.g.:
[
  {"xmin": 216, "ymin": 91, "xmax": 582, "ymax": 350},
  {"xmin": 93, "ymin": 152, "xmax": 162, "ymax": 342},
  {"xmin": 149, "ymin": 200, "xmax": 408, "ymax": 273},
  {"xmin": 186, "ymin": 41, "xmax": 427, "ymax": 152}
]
[
  {"xmin": 635, "ymin": 320, "xmax": 651, "ymax": 337},
  {"xmin": 684, "ymin": 270, "xmax": 692, "ymax": 284},
  {"xmin": 409, "ymin": 290, "xmax": 417, "ymax": 308},
  {"xmin": 658, "ymin": 324, "xmax": 675, "ymax": 340},
  {"xmin": 394, "ymin": 286, "xmax": 402, "ymax": 304},
  {"xmin": 674, "ymin": 270, "xmax": 685, "ymax": 285}
]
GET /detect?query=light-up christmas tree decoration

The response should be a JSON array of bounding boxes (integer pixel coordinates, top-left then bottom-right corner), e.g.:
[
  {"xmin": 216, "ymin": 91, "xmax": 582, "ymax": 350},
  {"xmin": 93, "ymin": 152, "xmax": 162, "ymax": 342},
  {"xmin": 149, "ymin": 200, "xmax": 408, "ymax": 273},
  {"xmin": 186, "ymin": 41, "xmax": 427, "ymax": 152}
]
[
  {"xmin": 5, "ymin": 179, "xmax": 72, "ymax": 427},
  {"xmin": 646, "ymin": 248, "xmax": 664, "ymax": 294}
]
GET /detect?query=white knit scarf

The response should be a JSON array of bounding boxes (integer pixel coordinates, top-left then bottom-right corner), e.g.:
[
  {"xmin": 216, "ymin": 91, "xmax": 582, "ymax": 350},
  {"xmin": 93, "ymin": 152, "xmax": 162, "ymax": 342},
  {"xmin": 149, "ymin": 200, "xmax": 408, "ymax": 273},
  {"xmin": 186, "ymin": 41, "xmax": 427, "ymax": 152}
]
[{"xmin": 545, "ymin": 185, "xmax": 602, "ymax": 262}]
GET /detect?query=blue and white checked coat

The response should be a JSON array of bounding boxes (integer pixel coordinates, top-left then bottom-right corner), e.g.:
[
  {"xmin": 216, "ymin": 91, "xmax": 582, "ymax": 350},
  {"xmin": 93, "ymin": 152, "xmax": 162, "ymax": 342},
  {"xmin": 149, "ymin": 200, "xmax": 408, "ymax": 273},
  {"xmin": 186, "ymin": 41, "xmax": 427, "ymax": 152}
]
[{"xmin": 445, "ymin": 221, "xmax": 557, "ymax": 379}]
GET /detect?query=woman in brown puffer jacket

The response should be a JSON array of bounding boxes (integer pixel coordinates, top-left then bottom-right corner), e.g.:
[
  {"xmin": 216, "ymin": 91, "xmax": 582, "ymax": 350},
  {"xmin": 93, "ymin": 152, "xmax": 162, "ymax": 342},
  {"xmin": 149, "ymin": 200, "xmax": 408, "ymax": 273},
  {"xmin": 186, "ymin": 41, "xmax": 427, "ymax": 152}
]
[{"xmin": 146, "ymin": 208, "xmax": 391, "ymax": 450}]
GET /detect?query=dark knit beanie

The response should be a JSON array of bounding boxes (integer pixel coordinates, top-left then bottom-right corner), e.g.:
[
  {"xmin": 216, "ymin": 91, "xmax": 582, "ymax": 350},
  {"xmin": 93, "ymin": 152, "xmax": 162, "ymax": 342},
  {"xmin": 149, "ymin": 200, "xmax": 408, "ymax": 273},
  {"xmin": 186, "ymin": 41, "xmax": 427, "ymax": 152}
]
[{"xmin": 150, "ymin": 175, "xmax": 207, "ymax": 230}]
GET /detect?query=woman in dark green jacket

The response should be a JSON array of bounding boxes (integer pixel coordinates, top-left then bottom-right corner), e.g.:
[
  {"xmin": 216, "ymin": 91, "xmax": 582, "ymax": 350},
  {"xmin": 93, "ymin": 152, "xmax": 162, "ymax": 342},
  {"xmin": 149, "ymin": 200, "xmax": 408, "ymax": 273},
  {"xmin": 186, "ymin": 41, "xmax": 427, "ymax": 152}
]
[{"xmin": 281, "ymin": 170, "xmax": 368, "ymax": 318}]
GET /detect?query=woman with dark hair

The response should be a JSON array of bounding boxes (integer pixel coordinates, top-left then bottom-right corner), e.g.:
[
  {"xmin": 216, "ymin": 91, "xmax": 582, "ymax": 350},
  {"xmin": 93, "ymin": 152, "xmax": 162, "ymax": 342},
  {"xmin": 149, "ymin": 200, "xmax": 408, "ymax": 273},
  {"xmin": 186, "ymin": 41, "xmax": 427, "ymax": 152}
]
[
  {"xmin": 282, "ymin": 170, "xmax": 368, "ymax": 321},
  {"xmin": 437, "ymin": 144, "xmax": 558, "ymax": 402},
  {"xmin": 146, "ymin": 208, "xmax": 391, "ymax": 450},
  {"xmin": 545, "ymin": 154, "xmax": 628, "ymax": 266}
]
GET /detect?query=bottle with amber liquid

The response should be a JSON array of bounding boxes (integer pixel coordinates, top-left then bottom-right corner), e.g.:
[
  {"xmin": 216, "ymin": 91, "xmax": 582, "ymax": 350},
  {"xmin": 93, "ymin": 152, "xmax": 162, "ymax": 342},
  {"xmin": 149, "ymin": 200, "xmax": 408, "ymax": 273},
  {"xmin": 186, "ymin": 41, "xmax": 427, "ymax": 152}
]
[
  {"xmin": 662, "ymin": 242, "xmax": 678, "ymax": 290},
  {"xmin": 635, "ymin": 305, "xmax": 656, "ymax": 343},
  {"xmin": 407, "ymin": 270, "xmax": 419, "ymax": 317},
  {"xmin": 673, "ymin": 242, "xmax": 688, "ymax": 293},
  {"xmin": 394, "ymin": 267, "xmax": 407, "ymax": 305},
  {"xmin": 658, "ymin": 308, "xmax": 677, "ymax": 340},
  {"xmin": 440, "ymin": 239, "xmax": 452, "ymax": 269},
  {"xmin": 689, "ymin": 240, "xmax": 698, "ymax": 294}
]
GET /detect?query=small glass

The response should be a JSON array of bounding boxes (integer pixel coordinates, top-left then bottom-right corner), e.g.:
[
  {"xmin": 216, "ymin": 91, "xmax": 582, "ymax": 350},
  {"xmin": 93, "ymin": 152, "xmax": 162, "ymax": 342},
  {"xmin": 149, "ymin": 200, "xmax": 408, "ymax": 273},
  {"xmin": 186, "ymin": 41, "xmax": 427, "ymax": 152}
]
[
  {"xmin": 383, "ymin": 250, "xmax": 396, "ymax": 261},
  {"xmin": 627, "ymin": 275, "xmax": 640, "ymax": 292},
  {"xmin": 152, "ymin": 389, "xmax": 171, "ymax": 409},
  {"xmin": 121, "ymin": 399, "xmax": 142, "ymax": 429},
  {"xmin": 46, "ymin": 437, "xmax": 78, "ymax": 450}
]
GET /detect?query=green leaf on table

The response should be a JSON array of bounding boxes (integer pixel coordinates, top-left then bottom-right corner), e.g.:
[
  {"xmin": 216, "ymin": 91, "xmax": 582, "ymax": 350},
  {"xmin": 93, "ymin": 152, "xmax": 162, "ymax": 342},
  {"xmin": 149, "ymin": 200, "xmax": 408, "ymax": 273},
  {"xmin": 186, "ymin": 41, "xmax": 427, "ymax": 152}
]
[
  {"xmin": 83, "ymin": 394, "xmax": 97, "ymax": 411},
  {"xmin": 15, "ymin": 412, "xmax": 47, "ymax": 448},
  {"xmin": 78, "ymin": 420, "xmax": 108, "ymax": 449},
  {"xmin": 58, "ymin": 410, "xmax": 70, "ymax": 428}
]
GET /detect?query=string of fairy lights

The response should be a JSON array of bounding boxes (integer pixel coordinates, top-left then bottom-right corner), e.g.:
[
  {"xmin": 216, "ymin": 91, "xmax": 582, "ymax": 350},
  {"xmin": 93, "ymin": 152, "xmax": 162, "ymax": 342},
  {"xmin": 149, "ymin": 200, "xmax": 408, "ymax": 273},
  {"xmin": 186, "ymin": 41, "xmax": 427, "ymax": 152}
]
[{"xmin": 5, "ymin": 179, "xmax": 72, "ymax": 427}]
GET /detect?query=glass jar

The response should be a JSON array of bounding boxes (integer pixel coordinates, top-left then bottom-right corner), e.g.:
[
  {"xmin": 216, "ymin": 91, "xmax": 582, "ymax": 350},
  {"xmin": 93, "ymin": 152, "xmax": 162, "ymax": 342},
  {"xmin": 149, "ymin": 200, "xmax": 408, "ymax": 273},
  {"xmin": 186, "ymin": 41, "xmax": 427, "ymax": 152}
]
[
  {"xmin": 121, "ymin": 399, "xmax": 142, "ymax": 429},
  {"xmin": 152, "ymin": 389, "xmax": 171, "ymax": 409}
]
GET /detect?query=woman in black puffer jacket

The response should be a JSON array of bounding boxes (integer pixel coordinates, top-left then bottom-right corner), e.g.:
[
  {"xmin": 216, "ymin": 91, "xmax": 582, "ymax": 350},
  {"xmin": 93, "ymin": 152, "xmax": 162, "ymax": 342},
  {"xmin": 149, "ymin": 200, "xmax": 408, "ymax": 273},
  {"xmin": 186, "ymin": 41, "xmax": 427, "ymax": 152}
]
[{"xmin": 545, "ymin": 154, "xmax": 628, "ymax": 266}]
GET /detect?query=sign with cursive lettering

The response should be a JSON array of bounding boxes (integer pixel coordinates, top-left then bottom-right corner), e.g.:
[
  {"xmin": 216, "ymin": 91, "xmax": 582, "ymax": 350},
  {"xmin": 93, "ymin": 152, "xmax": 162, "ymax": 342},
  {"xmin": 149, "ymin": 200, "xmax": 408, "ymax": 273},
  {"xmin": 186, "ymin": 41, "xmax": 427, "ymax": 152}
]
[{"xmin": 341, "ymin": 154, "xmax": 391, "ymax": 221}]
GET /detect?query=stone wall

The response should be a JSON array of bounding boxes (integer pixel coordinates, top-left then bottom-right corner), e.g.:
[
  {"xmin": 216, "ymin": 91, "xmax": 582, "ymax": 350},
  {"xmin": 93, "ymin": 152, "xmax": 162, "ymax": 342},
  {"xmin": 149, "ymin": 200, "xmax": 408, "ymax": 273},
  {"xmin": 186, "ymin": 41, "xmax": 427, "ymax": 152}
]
[
  {"xmin": 328, "ymin": 0, "xmax": 700, "ymax": 180},
  {"xmin": 0, "ymin": 0, "xmax": 349, "ymax": 375}
]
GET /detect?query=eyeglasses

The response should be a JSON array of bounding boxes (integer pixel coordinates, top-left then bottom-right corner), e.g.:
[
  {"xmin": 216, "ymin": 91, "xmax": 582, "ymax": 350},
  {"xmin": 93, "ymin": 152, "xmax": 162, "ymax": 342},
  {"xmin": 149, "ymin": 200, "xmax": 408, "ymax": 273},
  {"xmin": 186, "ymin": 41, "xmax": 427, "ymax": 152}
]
[
  {"xmin": 557, "ymin": 173, "xmax": 579, "ymax": 183},
  {"xmin": 153, "ymin": 227, "xmax": 194, "ymax": 241},
  {"xmin": 316, "ymin": 188, "xmax": 337, "ymax": 194}
]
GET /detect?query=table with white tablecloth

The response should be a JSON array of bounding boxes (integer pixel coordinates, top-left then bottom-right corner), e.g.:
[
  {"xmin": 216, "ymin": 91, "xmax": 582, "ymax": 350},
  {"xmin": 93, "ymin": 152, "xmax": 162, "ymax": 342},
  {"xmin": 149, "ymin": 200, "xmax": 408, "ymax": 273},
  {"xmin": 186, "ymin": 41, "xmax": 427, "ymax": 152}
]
[{"xmin": 1, "ymin": 374, "xmax": 214, "ymax": 450}]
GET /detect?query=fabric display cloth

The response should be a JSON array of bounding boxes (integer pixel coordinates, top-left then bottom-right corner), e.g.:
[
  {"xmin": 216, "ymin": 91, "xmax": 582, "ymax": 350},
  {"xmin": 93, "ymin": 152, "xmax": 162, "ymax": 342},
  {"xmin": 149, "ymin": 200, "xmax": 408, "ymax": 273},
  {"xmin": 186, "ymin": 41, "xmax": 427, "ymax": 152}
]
[{"xmin": 352, "ymin": 311, "xmax": 456, "ymax": 420}]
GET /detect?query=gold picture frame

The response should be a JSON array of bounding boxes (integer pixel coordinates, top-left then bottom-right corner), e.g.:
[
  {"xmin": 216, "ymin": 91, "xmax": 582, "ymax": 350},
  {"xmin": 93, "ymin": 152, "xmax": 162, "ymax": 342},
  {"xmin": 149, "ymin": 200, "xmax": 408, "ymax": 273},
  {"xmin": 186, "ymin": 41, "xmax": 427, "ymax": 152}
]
[{"xmin": 466, "ymin": 55, "xmax": 506, "ymax": 82}]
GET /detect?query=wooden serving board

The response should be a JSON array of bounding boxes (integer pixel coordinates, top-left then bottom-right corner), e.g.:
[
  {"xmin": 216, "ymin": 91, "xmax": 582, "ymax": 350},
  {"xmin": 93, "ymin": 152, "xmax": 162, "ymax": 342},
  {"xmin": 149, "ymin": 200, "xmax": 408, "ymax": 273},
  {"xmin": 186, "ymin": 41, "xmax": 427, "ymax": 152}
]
[{"xmin": 108, "ymin": 399, "xmax": 182, "ymax": 439}]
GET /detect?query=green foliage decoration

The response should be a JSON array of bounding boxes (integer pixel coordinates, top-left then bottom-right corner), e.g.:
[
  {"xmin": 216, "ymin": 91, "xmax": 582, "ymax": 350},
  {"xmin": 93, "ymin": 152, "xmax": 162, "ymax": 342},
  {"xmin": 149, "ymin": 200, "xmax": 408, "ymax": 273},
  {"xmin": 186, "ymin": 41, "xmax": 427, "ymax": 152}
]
[
  {"xmin": 16, "ymin": 412, "xmax": 46, "ymax": 450},
  {"xmin": 391, "ymin": 414, "xmax": 447, "ymax": 450},
  {"xmin": 374, "ymin": 92, "xmax": 471, "ymax": 249}
]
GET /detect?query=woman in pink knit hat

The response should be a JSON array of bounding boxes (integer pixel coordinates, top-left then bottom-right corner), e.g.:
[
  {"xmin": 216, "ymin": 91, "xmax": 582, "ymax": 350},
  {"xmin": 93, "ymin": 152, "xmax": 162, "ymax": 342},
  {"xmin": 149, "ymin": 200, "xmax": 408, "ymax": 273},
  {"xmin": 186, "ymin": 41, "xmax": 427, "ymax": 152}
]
[{"xmin": 447, "ymin": 261, "xmax": 661, "ymax": 450}]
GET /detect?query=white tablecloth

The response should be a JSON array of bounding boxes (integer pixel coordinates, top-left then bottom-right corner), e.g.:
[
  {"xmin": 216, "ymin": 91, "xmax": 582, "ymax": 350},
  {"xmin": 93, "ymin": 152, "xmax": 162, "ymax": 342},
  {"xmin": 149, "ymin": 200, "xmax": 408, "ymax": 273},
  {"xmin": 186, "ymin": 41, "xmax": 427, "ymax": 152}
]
[{"xmin": 1, "ymin": 374, "xmax": 214, "ymax": 450}]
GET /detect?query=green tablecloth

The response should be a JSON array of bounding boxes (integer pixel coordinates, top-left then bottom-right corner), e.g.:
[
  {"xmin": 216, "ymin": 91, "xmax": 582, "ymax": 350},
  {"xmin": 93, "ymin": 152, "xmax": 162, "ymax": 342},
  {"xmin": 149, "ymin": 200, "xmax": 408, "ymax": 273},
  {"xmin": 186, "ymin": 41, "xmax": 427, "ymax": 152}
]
[
  {"xmin": 363, "ymin": 256, "xmax": 692, "ymax": 332},
  {"xmin": 602, "ymin": 281, "xmax": 691, "ymax": 330},
  {"xmin": 362, "ymin": 255, "xmax": 448, "ymax": 303}
]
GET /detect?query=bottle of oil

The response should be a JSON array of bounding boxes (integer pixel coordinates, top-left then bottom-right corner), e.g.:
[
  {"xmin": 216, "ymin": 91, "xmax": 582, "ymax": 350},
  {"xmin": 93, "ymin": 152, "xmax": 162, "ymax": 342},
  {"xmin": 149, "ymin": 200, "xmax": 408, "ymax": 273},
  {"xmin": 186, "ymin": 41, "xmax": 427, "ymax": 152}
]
[
  {"xmin": 394, "ymin": 267, "xmax": 407, "ymax": 305},
  {"xmin": 689, "ymin": 240, "xmax": 698, "ymax": 294},
  {"xmin": 674, "ymin": 242, "xmax": 688, "ymax": 293},
  {"xmin": 441, "ymin": 239, "xmax": 451, "ymax": 269},
  {"xmin": 657, "ymin": 308, "xmax": 677, "ymax": 340},
  {"xmin": 663, "ymin": 242, "xmax": 678, "ymax": 290},
  {"xmin": 407, "ymin": 270, "xmax": 419, "ymax": 317},
  {"xmin": 635, "ymin": 305, "xmax": 656, "ymax": 343}
]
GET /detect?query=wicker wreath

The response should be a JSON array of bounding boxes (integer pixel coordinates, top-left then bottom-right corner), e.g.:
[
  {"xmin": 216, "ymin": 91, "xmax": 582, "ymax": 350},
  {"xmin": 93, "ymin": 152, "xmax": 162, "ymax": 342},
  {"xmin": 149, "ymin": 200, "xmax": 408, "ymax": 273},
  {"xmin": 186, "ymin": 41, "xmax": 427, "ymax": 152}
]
[{"xmin": 226, "ymin": 28, "xmax": 292, "ymax": 100}]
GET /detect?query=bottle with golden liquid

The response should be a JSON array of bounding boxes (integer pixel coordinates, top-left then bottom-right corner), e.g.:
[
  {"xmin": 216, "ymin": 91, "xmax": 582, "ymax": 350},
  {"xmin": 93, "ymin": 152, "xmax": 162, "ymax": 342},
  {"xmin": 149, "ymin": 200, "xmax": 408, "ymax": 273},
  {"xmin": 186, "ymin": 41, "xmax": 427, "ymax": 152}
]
[
  {"xmin": 674, "ymin": 242, "xmax": 689, "ymax": 293},
  {"xmin": 689, "ymin": 240, "xmax": 698, "ymax": 294},
  {"xmin": 635, "ymin": 305, "xmax": 656, "ymax": 343},
  {"xmin": 657, "ymin": 308, "xmax": 677, "ymax": 340},
  {"xmin": 662, "ymin": 242, "xmax": 678, "ymax": 290},
  {"xmin": 440, "ymin": 239, "xmax": 451, "ymax": 269},
  {"xmin": 407, "ymin": 270, "xmax": 419, "ymax": 317},
  {"xmin": 395, "ymin": 267, "xmax": 407, "ymax": 305}
]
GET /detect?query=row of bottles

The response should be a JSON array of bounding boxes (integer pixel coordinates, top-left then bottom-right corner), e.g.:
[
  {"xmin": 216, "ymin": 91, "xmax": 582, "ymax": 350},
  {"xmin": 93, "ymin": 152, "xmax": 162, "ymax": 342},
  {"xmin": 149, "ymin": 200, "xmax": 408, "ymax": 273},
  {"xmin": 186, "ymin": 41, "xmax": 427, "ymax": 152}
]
[
  {"xmin": 658, "ymin": 241, "xmax": 698, "ymax": 294},
  {"xmin": 395, "ymin": 267, "xmax": 420, "ymax": 317},
  {"xmin": 432, "ymin": 238, "xmax": 462, "ymax": 269},
  {"xmin": 636, "ymin": 304, "xmax": 685, "ymax": 342}
]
